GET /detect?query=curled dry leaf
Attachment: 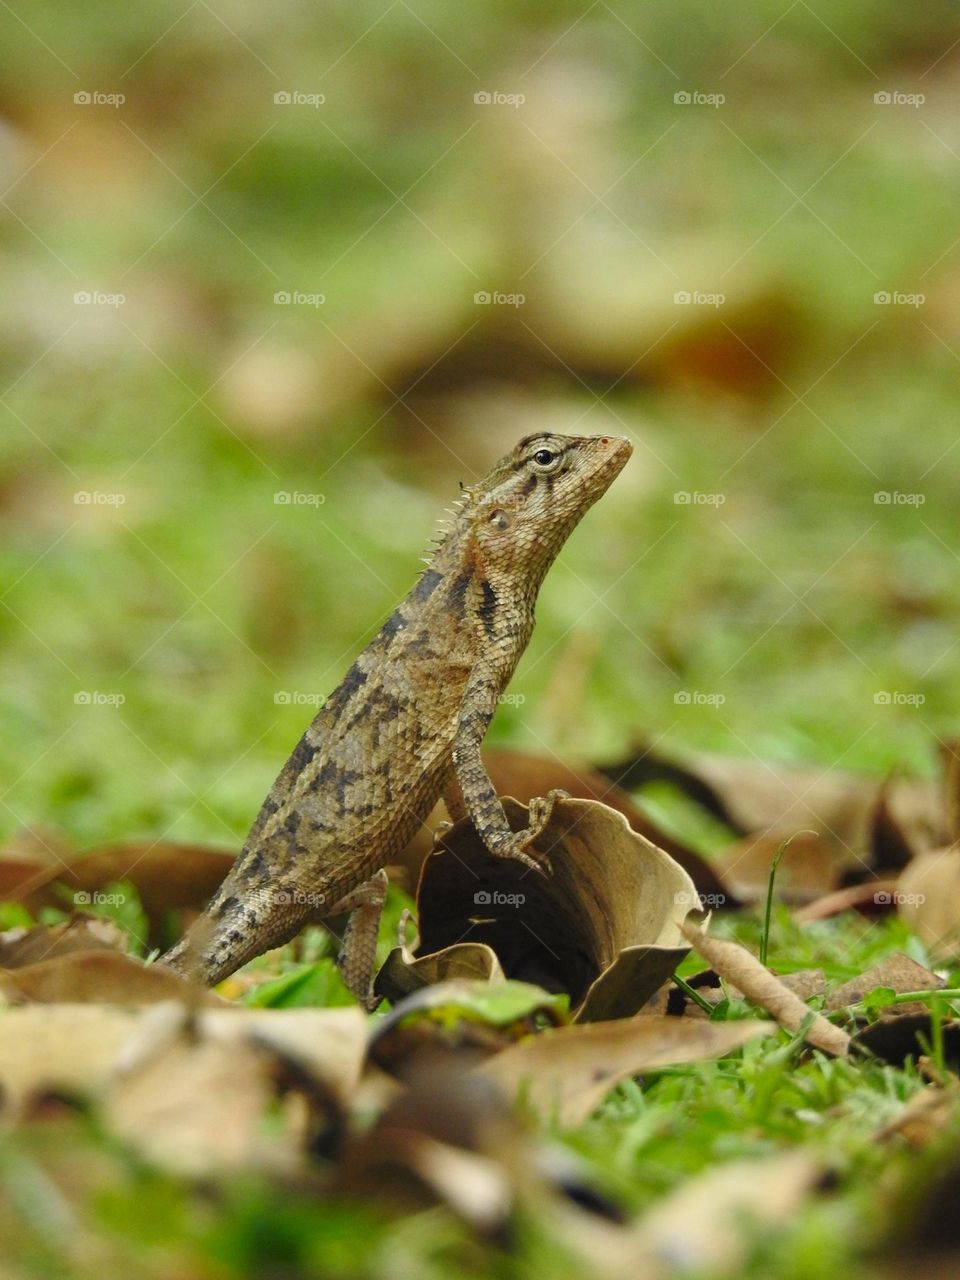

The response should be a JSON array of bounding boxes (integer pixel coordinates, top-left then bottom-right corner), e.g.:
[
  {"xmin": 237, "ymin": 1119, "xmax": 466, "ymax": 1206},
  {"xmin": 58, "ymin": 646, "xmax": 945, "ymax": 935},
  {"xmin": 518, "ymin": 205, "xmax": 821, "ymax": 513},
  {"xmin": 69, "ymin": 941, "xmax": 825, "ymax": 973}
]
[
  {"xmin": 400, "ymin": 748, "xmax": 733, "ymax": 905},
  {"xmin": 477, "ymin": 1015, "xmax": 774, "ymax": 1127},
  {"xmin": 896, "ymin": 846, "xmax": 960, "ymax": 959},
  {"xmin": 379, "ymin": 796, "xmax": 698, "ymax": 1021},
  {"xmin": 375, "ymin": 936, "xmax": 504, "ymax": 1004},
  {"xmin": 369, "ymin": 979, "xmax": 564, "ymax": 1076},
  {"xmin": 681, "ymin": 923, "xmax": 851, "ymax": 1057}
]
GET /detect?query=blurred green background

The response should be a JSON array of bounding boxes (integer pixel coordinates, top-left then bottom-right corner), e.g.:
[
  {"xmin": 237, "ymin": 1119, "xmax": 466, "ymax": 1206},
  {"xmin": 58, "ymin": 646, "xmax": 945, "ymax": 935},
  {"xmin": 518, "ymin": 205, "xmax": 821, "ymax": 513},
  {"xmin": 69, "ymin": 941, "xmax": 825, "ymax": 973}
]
[{"xmin": 2, "ymin": 0, "xmax": 959, "ymax": 852}]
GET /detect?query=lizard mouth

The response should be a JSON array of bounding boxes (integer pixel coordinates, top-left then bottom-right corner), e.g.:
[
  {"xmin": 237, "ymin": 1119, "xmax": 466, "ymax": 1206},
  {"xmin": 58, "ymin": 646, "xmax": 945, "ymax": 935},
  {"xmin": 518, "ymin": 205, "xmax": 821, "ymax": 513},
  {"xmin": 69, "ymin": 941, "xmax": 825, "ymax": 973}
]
[{"xmin": 587, "ymin": 435, "xmax": 633, "ymax": 485}]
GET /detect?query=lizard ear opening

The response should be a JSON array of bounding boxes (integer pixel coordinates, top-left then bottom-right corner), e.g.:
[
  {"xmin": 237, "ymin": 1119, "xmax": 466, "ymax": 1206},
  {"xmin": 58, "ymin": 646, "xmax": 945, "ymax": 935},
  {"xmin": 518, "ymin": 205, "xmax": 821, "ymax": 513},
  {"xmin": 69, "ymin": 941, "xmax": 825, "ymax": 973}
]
[{"xmin": 487, "ymin": 507, "xmax": 512, "ymax": 532}]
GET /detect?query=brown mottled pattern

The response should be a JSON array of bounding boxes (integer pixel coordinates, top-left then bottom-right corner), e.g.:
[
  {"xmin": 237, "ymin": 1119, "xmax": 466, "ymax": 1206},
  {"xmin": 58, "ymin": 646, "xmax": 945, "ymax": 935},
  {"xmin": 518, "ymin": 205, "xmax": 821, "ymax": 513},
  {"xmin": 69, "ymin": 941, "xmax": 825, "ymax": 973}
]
[{"xmin": 161, "ymin": 433, "xmax": 632, "ymax": 1005}]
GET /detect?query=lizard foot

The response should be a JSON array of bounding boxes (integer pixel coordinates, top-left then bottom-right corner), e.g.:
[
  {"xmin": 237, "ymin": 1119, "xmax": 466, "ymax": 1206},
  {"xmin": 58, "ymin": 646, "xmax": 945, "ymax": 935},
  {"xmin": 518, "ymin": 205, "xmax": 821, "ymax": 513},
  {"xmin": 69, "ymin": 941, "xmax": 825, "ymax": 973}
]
[{"xmin": 488, "ymin": 788, "xmax": 568, "ymax": 876}]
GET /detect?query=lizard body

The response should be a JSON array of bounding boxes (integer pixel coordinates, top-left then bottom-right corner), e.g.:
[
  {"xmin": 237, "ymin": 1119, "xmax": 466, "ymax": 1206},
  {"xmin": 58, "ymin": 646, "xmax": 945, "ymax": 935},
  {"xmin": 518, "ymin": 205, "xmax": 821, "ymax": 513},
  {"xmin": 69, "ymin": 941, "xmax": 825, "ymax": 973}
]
[{"xmin": 161, "ymin": 432, "xmax": 632, "ymax": 1004}]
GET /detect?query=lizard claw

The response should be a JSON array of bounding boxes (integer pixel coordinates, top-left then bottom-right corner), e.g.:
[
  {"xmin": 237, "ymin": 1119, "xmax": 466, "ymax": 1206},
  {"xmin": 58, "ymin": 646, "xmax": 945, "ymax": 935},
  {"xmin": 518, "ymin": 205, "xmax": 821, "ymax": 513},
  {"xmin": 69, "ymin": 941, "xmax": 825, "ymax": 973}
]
[{"xmin": 488, "ymin": 789, "xmax": 567, "ymax": 876}]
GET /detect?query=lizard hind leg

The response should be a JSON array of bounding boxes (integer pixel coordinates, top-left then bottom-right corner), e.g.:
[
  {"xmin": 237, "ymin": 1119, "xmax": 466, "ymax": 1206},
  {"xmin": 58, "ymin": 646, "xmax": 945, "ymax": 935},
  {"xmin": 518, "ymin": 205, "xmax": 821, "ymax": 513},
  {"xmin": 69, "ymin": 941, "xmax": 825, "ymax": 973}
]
[{"xmin": 328, "ymin": 869, "xmax": 389, "ymax": 1012}]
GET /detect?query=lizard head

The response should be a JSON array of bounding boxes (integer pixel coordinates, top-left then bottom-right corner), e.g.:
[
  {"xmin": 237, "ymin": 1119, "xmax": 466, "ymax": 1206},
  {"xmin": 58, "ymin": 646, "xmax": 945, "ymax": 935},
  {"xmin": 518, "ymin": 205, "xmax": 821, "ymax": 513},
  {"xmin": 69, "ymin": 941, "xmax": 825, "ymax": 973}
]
[{"xmin": 468, "ymin": 432, "xmax": 633, "ymax": 583}]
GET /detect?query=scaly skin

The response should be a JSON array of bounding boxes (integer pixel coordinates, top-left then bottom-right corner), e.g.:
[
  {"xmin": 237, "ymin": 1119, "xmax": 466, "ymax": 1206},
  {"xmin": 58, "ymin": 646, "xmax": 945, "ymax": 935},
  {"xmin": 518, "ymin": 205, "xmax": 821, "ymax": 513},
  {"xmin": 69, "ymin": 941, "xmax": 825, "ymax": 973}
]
[{"xmin": 161, "ymin": 433, "xmax": 633, "ymax": 1005}]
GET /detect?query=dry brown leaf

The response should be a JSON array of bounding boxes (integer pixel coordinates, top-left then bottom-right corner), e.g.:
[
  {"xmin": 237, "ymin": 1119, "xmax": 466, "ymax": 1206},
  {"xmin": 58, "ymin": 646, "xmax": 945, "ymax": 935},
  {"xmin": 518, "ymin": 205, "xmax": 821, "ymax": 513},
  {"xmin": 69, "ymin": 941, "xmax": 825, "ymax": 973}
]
[
  {"xmin": 853, "ymin": 1014, "xmax": 960, "ymax": 1068},
  {"xmin": 0, "ymin": 950, "xmax": 224, "ymax": 1005},
  {"xmin": 381, "ymin": 797, "xmax": 697, "ymax": 1020},
  {"xmin": 0, "ymin": 1004, "xmax": 142, "ymax": 1117},
  {"xmin": 602, "ymin": 745, "xmax": 882, "ymax": 847},
  {"xmin": 826, "ymin": 953, "xmax": 943, "ymax": 1015},
  {"xmin": 16, "ymin": 841, "xmax": 237, "ymax": 942},
  {"xmin": 491, "ymin": 749, "xmax": 733, "ymax": 902},
  {"xmin": 376, "ymin": 938, "xmax": 504, "ymax": 1004},
  {"xmin": 681, "ymin": 923, "xmax": 850, "ymax": 1056},
  {"xmin": 794, "ymin": 879, "xmax": 898, "ymax": 922},
  {"xmin": 718, "ymin": 829, "xmax": 855, "ymax": 904},
  {"xmin": 0, "ymin": 915, "xmax": 126, "ymax": 968},
  {"xmin": 897, "ymin": 846, "xmax": 960, "ymax": 958},
  {"xmin": 875, "ymin": 1081, "xmax": 960, "ymax": 1147},
  {"xmin": 0, "ymin": 999, "xmax": 367, "ymax": 1164},
  {"xmin": 632, "ymin": 1150, "xmax": 823, "ymax": 1273},
  {"xmin": 477, "ymin": 1015, "xmax": 774, "ymax": 1126}
]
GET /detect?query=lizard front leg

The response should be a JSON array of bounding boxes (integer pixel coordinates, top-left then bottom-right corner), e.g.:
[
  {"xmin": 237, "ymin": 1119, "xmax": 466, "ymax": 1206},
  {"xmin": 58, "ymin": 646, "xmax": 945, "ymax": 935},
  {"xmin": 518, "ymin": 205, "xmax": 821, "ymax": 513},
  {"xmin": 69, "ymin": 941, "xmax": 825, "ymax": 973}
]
[
  {"xmin": 451, "ymin": 664, "xmax": 560, "ymax": 874},
  {"xmin": 329, "ymin": 869, "xmax": 388, "ymax": 1011}
]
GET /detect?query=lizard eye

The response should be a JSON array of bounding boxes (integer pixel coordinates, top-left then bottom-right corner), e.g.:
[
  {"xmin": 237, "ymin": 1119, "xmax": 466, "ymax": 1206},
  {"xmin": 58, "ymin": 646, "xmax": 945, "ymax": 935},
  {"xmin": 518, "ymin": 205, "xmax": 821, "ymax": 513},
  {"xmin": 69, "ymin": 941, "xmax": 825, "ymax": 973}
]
[{"xmin": 532, "ymin": 448, "xmax": 557, "ymax": 467}]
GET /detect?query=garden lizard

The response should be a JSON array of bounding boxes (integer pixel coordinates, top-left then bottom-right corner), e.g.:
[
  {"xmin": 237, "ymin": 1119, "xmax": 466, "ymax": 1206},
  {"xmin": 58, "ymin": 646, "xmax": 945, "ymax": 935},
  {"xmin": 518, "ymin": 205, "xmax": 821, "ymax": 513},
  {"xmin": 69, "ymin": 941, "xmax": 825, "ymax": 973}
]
[{"xmin": 161, "ymin": 432, "xmax": 632, "ymax": 1005}]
